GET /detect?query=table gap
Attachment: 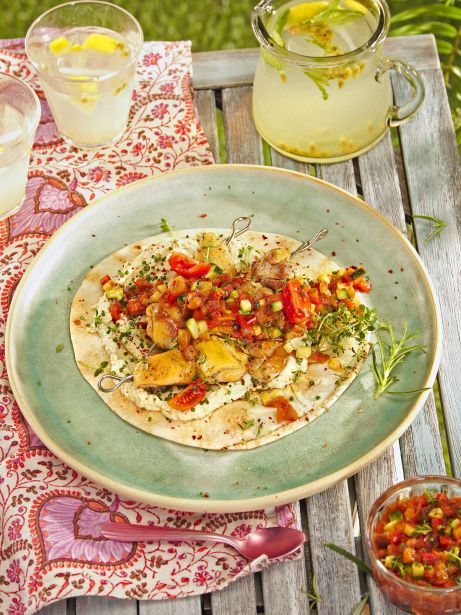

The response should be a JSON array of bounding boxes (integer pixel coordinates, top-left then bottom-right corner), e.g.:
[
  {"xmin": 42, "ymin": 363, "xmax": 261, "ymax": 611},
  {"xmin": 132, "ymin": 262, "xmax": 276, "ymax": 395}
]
[
  {"xmin": 351, "ymin": 158, "xmax": 364, "ymax": 200},
  {"xmin": 202, "ymin": 592, "xmax": 211, "ymax": 614},
  {"xmin": 67, "ymin": 598, "xmax": 76, "ymax": 615}
]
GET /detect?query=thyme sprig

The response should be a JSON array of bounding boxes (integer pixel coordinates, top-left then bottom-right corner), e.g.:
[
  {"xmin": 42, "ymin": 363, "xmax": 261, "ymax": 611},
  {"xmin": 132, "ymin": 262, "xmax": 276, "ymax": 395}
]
[
  {"xmin": 413, "ymin": 215, "xmax": 447, "ymax": 242},
  {"xmin": 371, "ymin": 321, "xmax": 428, "ymax": 399},
  {"xmin": 304, "ymin": 303, "xmax": 377, "ymax": 355}
]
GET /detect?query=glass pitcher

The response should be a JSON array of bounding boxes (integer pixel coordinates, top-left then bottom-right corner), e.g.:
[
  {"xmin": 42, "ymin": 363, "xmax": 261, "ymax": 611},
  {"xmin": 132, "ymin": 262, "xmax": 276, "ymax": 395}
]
[{"xmin": 252, "ymin": 0, "xmax": 424, "ymax": 163}]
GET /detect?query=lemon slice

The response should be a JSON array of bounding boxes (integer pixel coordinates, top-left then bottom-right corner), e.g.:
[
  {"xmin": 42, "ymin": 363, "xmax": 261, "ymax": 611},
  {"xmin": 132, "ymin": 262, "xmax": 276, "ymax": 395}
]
[
  {"xmin": 343, "ymin": 0, "xmax": 368, "ymax": 13},
  {"xmin": 286, "ymin": 2, "xmax": 328, "ymax": 26},
  {"xmin": 81, "ymin": 33, "xmax": 119, "ymax": 54},
  {"xmin": 49, "ymin": 36, "xmax": 71, "ymax": 56}
]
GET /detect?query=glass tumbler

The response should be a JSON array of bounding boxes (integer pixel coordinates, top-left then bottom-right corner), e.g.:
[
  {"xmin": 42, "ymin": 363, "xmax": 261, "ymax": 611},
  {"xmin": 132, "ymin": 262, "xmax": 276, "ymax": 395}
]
[
  {"xmin": 26, "ymin": 1, "xmax": 143, "ymax": 148},
  {"xmin": 0, "ymin": 73, "xmax": 40, "ymax": 220}
]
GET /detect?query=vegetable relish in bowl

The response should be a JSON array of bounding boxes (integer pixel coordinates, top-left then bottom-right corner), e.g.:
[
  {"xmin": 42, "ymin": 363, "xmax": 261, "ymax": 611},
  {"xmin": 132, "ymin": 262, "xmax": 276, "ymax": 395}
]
[{"xmin": 366, "ymin": 476, "xmax": 461, "ymax": 615}]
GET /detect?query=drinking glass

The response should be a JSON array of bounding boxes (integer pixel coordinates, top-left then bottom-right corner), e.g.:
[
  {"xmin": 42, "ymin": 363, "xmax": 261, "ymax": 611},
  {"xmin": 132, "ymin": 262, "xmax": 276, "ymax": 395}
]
[
  {"xmin": 26, "ymin": 1, "xmax": 143, "ymax": 148},
  {"xmin": 252, "ymin": 0, "xmax": 425, "ymax": 163},
  {"xmin": 0, "ymin": 73, "xmax": 40, "ymax": 221}
]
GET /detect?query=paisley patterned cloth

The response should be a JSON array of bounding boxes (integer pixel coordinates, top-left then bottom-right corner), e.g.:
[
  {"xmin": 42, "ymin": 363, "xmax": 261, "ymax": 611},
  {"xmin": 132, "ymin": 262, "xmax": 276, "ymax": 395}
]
[{"xmin": 0, "ymin": 40, "xmax": 300, "ymax": 615}]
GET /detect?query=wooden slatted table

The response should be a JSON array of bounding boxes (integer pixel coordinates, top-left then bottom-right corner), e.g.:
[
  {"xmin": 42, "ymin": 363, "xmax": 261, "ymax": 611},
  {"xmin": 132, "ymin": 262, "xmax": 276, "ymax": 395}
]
[{"xmin": 37, "ymin": 34, "xmax": 460, "ymax": 615}]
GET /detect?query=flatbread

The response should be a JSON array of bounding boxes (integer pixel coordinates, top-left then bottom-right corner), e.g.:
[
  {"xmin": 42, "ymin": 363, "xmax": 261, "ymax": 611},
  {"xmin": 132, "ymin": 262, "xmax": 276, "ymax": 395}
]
[{"xmin": 70, "ymin": 229, "xmax": 371, "ymax": 450}]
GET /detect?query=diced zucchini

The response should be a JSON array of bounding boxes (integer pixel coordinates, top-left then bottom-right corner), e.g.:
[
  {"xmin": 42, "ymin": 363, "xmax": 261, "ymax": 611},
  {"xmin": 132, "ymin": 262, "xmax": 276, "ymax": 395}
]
[
  {"xmin": 411, "ymin": 562, "xmax": 425, "ymax": 579},
  {"xmin": 191, "ymin": 280, "xmax": 200, "ymax": 290},
  {"xmin": 271, "ymin": 300, "xmax": 283, "ymax": 312},
  {"xmin": 206, "ymin": 265, "xmax": 223, "ymax": 278},
  {"xmin": 253, "ymin": 326, "xmax": 262, "ymax": 336},
  {"xmin": 240, "ymin": 299, "xmax": 252, "ymax": 313},
  {"xmin": 318, "ymin": 273, "xmax": 330, "ymax": 283},
  {"xmin": 230, "ymin": 289, "xmax": 239, "ymax": 299},
  {"xmin": 296, "ymin": 346, "xmax": 312, "ymax": 359},
  {"xmin": 150, "ymin": 290, "xmax": 162, "ymax": 302},
  {"xmin": 450, "ymin": 519, "xmax": 461, "ymax": 529},
  {"xmin": 283, "ymin": 341, "xmax": 293, "ymax": 353},
  {"xmin": 103, "ymin": 280, "xmax": 114, "ymax": 292},
  {"xmin": 390, "ymin": 511, "xmax": 403, "ymax": 522},
  {"xmin": 384, "ymin": 555, "xmax": 396, "ymax": 569},
  {"xmin": 269, "ymin": 327, "xmax": 283, "ymax": 339},
  {"xmin": 197, "ymin": 320, "xmax": 208, "ymax": 336},
  {"xmin": 157, "ymin": 283, "xmax": 167, "ymax": 292},
  {"xmin": 337, "ymin": 268, "xmax": 347, "ymax": 277},
  {"xmin": 186, "ymin": 318, "xmax": 200, "ymax": 339},
  {"xmin": 428, "ymin": 507, "xmax": 444, "ymax": 519},
  {"xmin": 336, "ymin": 288, "xmax": 350, "ymax": 300},
  {"xmin": 105, "ymin": 287, "xmax": 124, "ymax": 300},
  {"xmin": 350, "ymin": 268, "xmax": 366, "ymax": 280},
  {"xmin": 225, "ymin": 297, "xmax": 235, "ymax": 304}
]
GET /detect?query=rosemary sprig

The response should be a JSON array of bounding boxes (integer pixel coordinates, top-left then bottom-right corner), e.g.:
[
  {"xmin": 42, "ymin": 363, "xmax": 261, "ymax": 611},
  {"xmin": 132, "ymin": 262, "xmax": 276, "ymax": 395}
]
[
  {"xmin": 301, "ymin": 573, "xmax": 321, "ymax": 608},
  {"xmin": 324, "ymin": 543, "xmax": 372, "ymax": 574},
  {"xmin": 371, "ymin": 321, "xmax": 428, "ymax": 399},
  {"xmin": 412, "ymin": 215, "xmax": 447, "ymax": 242},
  {"xmin": 352, "ymin": 594, "xmax": 370, "ymax": 615}
]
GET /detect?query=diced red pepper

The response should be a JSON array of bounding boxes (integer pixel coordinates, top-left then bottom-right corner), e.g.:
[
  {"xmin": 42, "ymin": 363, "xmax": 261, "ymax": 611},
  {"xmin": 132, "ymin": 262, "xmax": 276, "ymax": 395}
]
[
  {"xmin": 134, "ymin": 278, "xmax": 153, "ymax": 291},
  {"xmin": 282, "ymin": 279, "xmax": 313, "ymax": 325},
  {"xmin": 126, "ymin": 298, "xmax": 146, "ymax": 316},
  {"xmin": 109, "ymin": 300, "xmax": 122, "ymax": 322},
  {"xmin": 100, "ymin": 274, "xmax": 111, "ymax": 286}
]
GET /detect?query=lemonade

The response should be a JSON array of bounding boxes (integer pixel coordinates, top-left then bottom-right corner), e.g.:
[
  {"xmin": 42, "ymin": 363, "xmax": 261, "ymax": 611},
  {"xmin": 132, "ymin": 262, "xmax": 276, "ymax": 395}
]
[
  {"xmin": 26, "ymin": 2, "xmax": 143, "ymax": 148},
  {"xmin": 0, "ymin": 76, "xmax": 40, "ymax": 220},
  {"xmin": 252, "ymin": 0, "xmax": 394, "ymax": 162}
]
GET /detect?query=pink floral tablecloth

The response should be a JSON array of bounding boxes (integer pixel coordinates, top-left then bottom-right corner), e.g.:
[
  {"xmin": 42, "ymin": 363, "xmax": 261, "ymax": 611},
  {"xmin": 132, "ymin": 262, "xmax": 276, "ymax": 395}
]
[{"xmin": 0, "ymin": 39, "xmax": 300, "ymax": 615}]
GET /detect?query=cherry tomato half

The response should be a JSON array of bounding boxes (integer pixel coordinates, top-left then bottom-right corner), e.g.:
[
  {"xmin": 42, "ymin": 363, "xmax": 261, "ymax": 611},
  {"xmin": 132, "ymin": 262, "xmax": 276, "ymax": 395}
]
[
  {"xmin": 168, "ymin": 380, "xmax": 207, "ymax": 411},
  {"xmin": 168, "ymin": 252, "xmax": 211, "ymax": 279},
  {"xmin": 109, "ymin": 300, "xmax": 122, "ymax": 322}
]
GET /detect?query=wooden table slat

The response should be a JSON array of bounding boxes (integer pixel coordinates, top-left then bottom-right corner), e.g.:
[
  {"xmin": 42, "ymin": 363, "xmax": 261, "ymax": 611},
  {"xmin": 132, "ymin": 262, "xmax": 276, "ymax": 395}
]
[
  {"xmin": 36, "ymin": 601, "xmax": 68, "ymax": 615},
  {"xmin": 75, "ymin": 596, "xmax": 137, "ymax": 615},
  {"xmin": 210, "ymin": 576, "xmax": 257, "ymax": 615},
  {"xmin": 306, "ymin": 483, "xmax": 363, "ymax": 614},
  {"xmin": 195, "ymin": 89, "xmax": 220, "ymax": 163},
  {"xmin": 139, "ymin": 596, "xmax": 202, "ymax": 615},
  {"xmin": 394, "ymin": 56, "xmax": 461, "ymax": 476},
  {"xmin": 222, "ymin": 86, "xmax": 264, "ymax": 164}
]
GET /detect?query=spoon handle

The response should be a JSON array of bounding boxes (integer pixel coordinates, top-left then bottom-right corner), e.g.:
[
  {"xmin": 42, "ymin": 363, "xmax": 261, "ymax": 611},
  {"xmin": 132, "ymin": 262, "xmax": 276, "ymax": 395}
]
[{"xmin": 100, "ymin": 521, "xmax": 240, "ymax": 549}]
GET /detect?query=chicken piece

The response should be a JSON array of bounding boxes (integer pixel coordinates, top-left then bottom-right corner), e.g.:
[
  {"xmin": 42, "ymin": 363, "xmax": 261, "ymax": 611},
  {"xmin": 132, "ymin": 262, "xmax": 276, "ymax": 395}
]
[
  {"xmin": 146, "ymin": 303, "xmax": 184, "ymax": 349},
  {"xmin": 251, "ymin": 250, "xmax": 288, "ymax": 290},
  {"xmin": 196, "ymin": 232, "xmax": 237, "ymax": 275},
  {"xmin": 196, "ymin": 338, "xmax": 248, "ymax": 383},
  {"xmin": 133, "ymin": 350, "xmax": 196, "ymax": 388},
  {"xmin": 248, "ymin": 346, "xmax": 287, "ymax": 383},
  {"xmin": 247, "ymin": 340, "xmax": 279, "ymax": 358}
]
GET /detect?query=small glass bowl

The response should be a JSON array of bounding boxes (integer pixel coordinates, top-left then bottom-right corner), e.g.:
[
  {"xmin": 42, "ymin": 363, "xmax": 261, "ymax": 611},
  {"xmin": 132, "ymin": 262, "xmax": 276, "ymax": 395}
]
[{"xmin": 365, "ymin": 476, "xmax": 461, "ymax": 615}]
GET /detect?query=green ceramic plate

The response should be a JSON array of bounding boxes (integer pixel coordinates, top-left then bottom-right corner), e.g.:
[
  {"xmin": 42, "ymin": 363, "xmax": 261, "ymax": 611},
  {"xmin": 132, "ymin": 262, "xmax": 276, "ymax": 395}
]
[{"xmin": 6, "ymin": 165, "xmax": 441, "ymax": 512}]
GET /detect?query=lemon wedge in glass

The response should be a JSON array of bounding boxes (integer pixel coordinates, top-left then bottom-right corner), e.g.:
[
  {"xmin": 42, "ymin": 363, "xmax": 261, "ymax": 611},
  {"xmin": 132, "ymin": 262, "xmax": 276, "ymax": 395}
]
[
  {"xmin": 81, "ymin": 33, "xmax": 119, "ymax": 54},
  {"xmin": 49, "ymin": 36, "xmax": 71, "ymax": 56}
]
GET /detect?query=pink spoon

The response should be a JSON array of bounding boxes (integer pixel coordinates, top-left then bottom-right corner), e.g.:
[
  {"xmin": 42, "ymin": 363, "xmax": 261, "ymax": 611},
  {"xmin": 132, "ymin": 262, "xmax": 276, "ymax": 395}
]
[{"xmin": 100, "ymin": 521, "xmax": 305, "ymax": 560}]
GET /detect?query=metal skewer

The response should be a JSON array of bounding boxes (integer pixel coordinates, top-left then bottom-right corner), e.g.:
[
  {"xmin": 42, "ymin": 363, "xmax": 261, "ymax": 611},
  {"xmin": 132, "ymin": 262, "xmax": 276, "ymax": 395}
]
[
  {"xmin": 224, "ymin": 217, "xmax": 252, "ymax": 245},
  {"xmin": 290, "ymin": 228, "xmax": 328, "ymax": 259},
  {"xmin": 97, "ymin": 217, "xmax": 253, "ymax": 394},
  {"xmin": 98, "ymin": 344, "xmax": 157, "ymax": 393}
]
